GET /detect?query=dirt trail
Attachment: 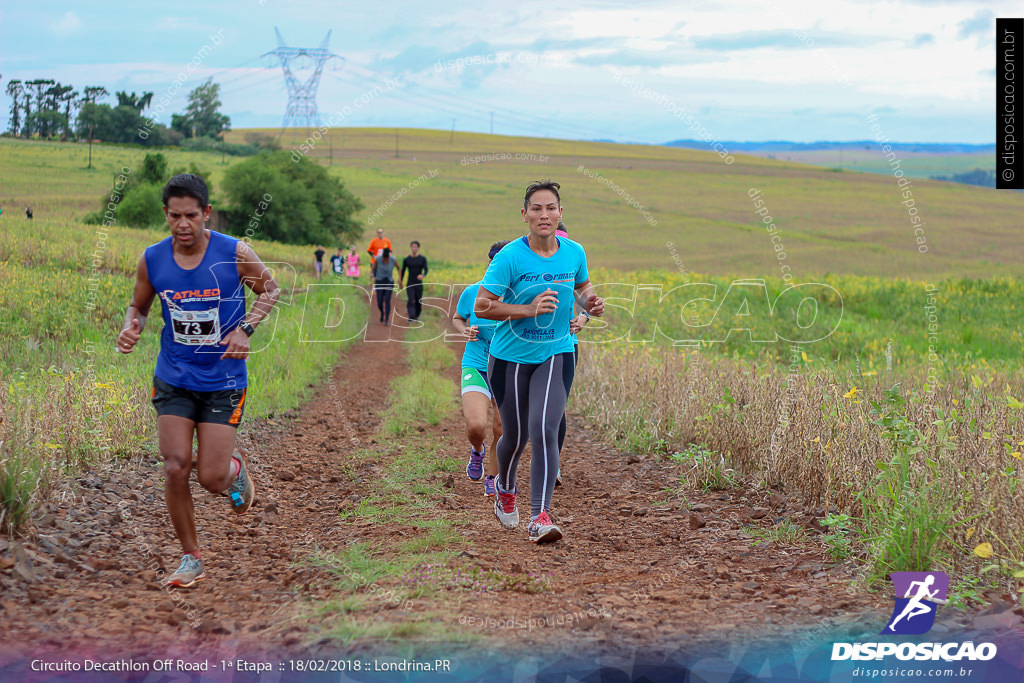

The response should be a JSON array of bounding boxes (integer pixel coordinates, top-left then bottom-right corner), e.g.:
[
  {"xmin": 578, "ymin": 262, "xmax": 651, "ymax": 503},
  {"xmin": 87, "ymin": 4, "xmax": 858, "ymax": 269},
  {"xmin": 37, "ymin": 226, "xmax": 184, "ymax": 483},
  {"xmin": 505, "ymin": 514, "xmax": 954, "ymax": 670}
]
[{"xmin": 1, "ymin": 300, "xmax": 932, "ymax": 668}]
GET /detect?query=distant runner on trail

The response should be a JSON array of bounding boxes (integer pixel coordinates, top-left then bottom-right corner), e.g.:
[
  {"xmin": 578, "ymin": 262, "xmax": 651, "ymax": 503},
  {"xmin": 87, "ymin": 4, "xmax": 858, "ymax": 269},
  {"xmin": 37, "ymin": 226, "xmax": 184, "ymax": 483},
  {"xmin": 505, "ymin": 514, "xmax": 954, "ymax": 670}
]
[
  {"xmin": 330, "ymin": 247, "xmax": 345, "ymax": 277},
  {"xmin": 451, "ymin": 240, "xmax": 510, "ymax": 497},
  {"xmin": 373, "ymin": 247, "xmax": 398, "ymax": 325},
  {"xmin": 367, "ymin": 228, "xmax": 392, "ymax": 277},
  {"xmin": 116, "ymin": 173, "xmax": 280, "ymax": 588},
  {"xmin": 400, "ymin": 240, "xmax": 429, "ymax": 321},
  {"xmin": 345, "ymin": 247, "xmax": 360, "ymax": 282},
  {"xmin": 313, "ymin": 244, "xmax": 325, "ymax": 280},
  {"xmin": 476, "ymin": 180, "xmax": 604, "ymax": 543}
]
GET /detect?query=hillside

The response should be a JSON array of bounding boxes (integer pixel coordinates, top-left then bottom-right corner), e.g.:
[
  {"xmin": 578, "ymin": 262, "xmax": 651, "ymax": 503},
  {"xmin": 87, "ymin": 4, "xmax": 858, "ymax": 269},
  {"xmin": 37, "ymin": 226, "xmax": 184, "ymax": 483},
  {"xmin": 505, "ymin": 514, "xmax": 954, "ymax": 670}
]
[
  {"xmin": 3, "ymin": 130, "xmax": 1022, "ymax": 278},
  {"xmin": 231, "ymin": 127, "xmax": 1020, "ymax": 279}
]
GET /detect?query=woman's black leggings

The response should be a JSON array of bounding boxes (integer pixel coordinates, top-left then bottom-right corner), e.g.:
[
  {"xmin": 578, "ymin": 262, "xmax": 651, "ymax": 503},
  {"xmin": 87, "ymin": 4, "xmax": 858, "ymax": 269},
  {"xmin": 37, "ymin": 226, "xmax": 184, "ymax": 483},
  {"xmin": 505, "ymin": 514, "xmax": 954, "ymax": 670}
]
[
  {"xmin": 488, "ymin": 352, "xmax": 576, "ymax": 517},
  {"xmin": 375, "ymin": 281, "xmax": 393, "ymax": 320},
  {"xmin": 557, "ymin": 344, "xmax": 579, "ymax": 452}
]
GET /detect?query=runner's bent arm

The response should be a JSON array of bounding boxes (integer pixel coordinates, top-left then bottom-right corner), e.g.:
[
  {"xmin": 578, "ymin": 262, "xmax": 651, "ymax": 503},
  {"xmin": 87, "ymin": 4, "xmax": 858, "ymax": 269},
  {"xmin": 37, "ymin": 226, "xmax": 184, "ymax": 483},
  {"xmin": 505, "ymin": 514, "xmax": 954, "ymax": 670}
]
[
  {"xmin": 573, "ymin": 278, "xmax": 605, "ymax": 317},
  {"xmin": 450, "ymin": 312, "xmax": 478, "ymax": 341},
  {"xmin": 220, "ymin": 241, "xmax": 281, "ymax": 360},
  {"xmin": 116, "ymin": 254, "xmax": 157, "ymax": 353},
  {"xmin": 474, "ymin": 287, "xmax": 557, "ymax": 321}
]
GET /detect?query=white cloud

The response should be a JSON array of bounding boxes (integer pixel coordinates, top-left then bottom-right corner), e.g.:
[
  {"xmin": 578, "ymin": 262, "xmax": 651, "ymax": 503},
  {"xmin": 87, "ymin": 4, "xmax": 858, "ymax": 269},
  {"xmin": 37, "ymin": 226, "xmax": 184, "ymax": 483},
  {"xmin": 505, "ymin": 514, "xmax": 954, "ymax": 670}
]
[{"xmin": 50, "ymin": 11, "xmax": 82, "ymax": 37}]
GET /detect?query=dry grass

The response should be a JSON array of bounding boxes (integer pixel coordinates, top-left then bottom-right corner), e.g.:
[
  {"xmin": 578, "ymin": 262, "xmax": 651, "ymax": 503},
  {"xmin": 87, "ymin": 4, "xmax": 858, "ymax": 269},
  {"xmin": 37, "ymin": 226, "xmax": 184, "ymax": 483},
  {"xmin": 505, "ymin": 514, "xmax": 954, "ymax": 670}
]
[{"xmin": 572, "ymin": 343, "xmax": 1024, "ymax": 581}]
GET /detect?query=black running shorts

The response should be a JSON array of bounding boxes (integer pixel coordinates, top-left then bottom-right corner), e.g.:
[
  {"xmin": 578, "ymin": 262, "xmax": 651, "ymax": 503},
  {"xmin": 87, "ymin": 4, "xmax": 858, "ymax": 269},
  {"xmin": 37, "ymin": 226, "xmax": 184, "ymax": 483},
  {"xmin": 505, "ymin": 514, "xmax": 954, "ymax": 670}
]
[{"xmin": 151, "ymin": 376, "xmax": 247, "ymax": 427}]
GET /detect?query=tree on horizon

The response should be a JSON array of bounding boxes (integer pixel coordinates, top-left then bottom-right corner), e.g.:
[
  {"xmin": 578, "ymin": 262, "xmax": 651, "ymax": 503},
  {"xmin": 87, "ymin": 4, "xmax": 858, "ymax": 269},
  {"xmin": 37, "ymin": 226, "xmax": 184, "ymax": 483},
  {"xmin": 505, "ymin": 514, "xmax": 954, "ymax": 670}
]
[{"xmin": 171, "ymin": 80, "xmax": 230, "ymax": 139}]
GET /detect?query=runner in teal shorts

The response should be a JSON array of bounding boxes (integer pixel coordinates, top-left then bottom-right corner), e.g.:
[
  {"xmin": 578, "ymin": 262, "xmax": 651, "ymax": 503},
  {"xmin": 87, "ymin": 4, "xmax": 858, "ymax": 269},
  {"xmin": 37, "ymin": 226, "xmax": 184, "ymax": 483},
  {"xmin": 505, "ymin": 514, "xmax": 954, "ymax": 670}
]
[{"xmin": 451, "ymin": 240, "xmax": 510, "ymax": 496}]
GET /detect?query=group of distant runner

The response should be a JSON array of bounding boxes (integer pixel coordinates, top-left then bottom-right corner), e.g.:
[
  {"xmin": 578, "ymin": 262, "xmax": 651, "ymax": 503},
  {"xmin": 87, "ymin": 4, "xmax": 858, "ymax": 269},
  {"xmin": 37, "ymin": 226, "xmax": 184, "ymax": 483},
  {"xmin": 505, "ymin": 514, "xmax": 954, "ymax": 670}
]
[
  {"xmin": 313, "ymin": 229, "xmax": 429, "ymax": 324},
  {"xmin": 116, "ymin": 174, "xmax": 601, "ymax": 588}
]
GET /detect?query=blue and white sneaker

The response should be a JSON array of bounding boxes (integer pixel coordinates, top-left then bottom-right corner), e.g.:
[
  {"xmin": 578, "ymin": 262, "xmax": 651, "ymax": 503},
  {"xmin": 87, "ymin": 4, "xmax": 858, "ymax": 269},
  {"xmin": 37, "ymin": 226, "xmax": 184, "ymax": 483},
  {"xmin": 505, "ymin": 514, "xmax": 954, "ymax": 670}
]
[
  {"xmin": 226, "ymin": 449, "xmax": 255, "ymax": 514},
  {"xmin": 484, "ymin": 475, "xmax": 496, "ymax": 497},
  {"xmin": 166, "ymin": 554, "xmax": 205, "ymax": 587},
  {"xmin": 466, "ymin": 446, "xmax": 485, "ymax": 481}
]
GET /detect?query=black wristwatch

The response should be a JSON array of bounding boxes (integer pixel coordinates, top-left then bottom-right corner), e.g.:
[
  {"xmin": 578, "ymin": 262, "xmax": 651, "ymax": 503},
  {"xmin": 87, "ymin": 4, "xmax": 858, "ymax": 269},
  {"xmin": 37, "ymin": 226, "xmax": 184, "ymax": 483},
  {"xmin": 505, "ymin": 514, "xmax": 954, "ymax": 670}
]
[{"xmin": 239, "ymin": 321, "xmax": 256, "ymax": 337}]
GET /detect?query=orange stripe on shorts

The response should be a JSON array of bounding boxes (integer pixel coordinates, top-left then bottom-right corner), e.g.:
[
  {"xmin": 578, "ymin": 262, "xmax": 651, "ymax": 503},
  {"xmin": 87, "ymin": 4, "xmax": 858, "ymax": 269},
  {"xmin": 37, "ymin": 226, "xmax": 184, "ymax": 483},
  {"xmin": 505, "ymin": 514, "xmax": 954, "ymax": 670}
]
[{"xmin": 229, "ymin": 389, "xmax": 247, "ymax": 425}]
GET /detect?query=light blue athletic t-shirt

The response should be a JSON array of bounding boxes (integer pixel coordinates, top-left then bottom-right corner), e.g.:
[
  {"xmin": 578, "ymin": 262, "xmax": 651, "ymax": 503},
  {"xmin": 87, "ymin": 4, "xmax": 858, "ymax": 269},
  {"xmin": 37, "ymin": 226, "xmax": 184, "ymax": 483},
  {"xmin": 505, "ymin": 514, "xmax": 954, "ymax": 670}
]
[
  {"xmin": 480, "ymin": 236, "xmax": 588, "ymax": 364},
  {"xmin": 456, "ymin": 282, "xmax": 496, "ymax": 371}
]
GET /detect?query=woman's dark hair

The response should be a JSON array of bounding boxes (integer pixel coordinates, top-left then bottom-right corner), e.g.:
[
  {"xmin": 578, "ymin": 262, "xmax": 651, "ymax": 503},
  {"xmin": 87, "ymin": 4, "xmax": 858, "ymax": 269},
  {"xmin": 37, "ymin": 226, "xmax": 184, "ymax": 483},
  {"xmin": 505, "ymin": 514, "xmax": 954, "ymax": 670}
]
[
  {"xmin": 381, "ymin": 247, "xmax": 392, "ymax": 263},
  {"xmin": 162, "ymin": 173, "xmax": 209, "ymax": 209},
  {"xmin": 523, "ymin": 179, "xmax": 561, "ymax": 210},
  {"xmin": 488, "ymin": 240, "xmax": 511, "ymax": 261}
]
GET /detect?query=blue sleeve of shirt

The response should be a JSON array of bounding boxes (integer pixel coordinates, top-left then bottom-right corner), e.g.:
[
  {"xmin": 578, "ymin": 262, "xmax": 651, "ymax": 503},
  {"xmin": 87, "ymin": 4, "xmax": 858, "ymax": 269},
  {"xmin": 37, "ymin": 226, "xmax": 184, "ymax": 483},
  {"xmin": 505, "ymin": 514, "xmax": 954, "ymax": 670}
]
[
  {"xmin": 480, "ymin": 248, "xmax": 514, "ymax": 299},
  {"xmin": 456, "ymin": 285, "xmax": 475, "ymax": 320}
]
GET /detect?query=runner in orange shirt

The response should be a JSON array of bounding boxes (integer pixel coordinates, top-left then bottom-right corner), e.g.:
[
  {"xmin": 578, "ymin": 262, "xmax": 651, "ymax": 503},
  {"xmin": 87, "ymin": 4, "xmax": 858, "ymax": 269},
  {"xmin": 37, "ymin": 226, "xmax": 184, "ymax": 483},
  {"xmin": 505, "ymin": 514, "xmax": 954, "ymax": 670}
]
[{"xmin": 367, "ymin": 228, "xmax": 392, "ymax": 277}]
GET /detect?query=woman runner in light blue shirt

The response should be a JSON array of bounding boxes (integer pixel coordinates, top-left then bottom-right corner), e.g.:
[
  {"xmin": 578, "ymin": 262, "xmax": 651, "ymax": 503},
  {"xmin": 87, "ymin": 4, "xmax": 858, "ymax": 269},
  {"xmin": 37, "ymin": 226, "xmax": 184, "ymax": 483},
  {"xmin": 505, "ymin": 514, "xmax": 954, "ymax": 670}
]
[
  {"xmin": 451, "ymin": 240, "xmax": 510, "ymax": 497},
  {"xmin": 475, "ymin": 180, "xmax": 604, "ymax": 543}
]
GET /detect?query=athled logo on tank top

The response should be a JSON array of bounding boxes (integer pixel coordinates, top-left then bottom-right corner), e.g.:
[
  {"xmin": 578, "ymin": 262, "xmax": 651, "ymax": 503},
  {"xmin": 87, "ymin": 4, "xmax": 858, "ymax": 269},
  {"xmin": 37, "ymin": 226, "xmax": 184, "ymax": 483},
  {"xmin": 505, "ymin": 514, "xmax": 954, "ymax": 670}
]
[{"xmin": 165, "ymin": 288, "xmax": 221, "ymax": 302}]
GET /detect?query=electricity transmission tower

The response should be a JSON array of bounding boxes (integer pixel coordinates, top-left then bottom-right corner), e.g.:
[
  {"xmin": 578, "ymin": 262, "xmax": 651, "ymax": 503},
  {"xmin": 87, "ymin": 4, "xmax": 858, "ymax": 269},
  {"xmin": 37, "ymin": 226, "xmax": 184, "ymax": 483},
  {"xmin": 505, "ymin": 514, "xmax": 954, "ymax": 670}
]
[{"xmin": 264, "ymin": 28, "xmax": 340, "ymax": 137}]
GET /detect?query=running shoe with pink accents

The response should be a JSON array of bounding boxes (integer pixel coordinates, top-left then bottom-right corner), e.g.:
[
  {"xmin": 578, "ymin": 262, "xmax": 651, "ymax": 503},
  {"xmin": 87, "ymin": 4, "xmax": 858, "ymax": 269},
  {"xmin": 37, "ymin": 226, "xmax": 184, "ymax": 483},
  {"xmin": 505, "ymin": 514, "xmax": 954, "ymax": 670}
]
[
  {"xmin": 493, "ymin": 480, "xmax": 519, "ymax": 528},
  {"xmin": 528, "ymin": 511, "xmax": 562, "ymax": 543}
]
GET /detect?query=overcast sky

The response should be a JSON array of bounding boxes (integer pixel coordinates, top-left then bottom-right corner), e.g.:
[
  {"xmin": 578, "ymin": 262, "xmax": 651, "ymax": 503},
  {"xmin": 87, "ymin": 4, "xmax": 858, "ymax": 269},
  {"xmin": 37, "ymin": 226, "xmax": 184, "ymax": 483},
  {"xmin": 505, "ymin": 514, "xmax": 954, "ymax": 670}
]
[{"xmin": 0, "ymin": 0, "xmax": 1009, "ymax": 143}]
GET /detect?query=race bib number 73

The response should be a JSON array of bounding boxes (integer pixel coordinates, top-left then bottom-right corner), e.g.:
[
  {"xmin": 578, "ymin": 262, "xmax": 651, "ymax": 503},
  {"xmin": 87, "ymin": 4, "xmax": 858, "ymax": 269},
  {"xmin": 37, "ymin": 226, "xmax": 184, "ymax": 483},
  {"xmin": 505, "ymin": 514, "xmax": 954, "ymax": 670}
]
[{"xmin": 170, "ymin": 307, "xmax": 221, "ymax": 346}]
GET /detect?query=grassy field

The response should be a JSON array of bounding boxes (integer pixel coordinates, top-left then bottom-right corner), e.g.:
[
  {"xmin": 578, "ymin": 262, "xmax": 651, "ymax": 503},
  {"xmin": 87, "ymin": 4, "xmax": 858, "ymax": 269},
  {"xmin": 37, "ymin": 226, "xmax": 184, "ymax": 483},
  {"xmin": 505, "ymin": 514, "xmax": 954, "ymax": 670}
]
[
  {"xmin": 225, "ymin": 127, "xmax": 1024, "ymax": 279},
  {"xmin": 746, "ymin": 147, "xmax": 994, "ymax": 179},
  {"xmin": 5, "ymin": 131, "xmax": 1022, "ymax": 280}
]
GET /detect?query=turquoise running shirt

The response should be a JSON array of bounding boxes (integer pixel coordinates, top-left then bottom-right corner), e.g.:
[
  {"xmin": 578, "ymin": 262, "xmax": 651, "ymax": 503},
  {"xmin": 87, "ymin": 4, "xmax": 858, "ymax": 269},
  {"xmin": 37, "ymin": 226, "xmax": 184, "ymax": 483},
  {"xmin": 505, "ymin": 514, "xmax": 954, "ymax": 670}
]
[
  {"xmin": 480, "ymin": 236, "xmax": 588, "ymax": 364},
  {"xmin": 456, "ymin": 282, "xmax": 496, "ymax": 372}
]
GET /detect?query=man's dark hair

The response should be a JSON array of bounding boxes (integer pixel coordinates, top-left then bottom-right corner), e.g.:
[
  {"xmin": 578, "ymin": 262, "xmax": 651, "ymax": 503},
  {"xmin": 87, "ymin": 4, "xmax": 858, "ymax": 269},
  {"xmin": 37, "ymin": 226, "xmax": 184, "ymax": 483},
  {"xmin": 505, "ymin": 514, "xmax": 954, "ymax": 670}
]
[
  {"xmin": 488, "ymin": 240, "xmax": 511, "ymax": 261},
  {"xmin": 523, "ymin": 179, "xmax": 561, "ymax": 210},
  {"xmin": 410, "ymin": 240, "xmax": 420, "ymax": 248},
  {"xmin": 162, "ymin": 173, "xmax": 209, "ymax": 209}
]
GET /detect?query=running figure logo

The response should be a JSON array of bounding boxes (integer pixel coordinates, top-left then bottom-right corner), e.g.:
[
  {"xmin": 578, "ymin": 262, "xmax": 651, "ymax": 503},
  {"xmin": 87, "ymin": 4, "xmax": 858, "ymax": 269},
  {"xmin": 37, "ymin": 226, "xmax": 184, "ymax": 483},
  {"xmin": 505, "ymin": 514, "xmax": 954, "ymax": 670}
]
[{"xmin": 882, "ymin": 571, "xmax": 949, "ymax": 635}]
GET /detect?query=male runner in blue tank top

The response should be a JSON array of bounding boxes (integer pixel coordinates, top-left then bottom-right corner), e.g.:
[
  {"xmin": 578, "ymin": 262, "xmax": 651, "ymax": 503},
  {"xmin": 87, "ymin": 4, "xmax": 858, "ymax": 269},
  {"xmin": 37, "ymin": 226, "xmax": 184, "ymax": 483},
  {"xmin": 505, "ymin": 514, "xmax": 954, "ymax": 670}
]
[
  {"xmin": 116, "ymin": 174, "xmax": 280, "ymax": 587},
  {"xmin": 476, "ymin": 180, "xmax": 604, "ymax": 543}
]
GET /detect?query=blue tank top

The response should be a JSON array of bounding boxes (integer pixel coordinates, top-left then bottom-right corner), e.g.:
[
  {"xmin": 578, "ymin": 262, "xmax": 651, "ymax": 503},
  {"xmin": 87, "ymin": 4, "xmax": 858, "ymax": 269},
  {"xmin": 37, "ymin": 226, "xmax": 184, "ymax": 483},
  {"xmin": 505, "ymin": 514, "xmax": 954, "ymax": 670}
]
[{"xmin": 145, "ymin": 231, "xmax": 247, "ymax": 391}]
